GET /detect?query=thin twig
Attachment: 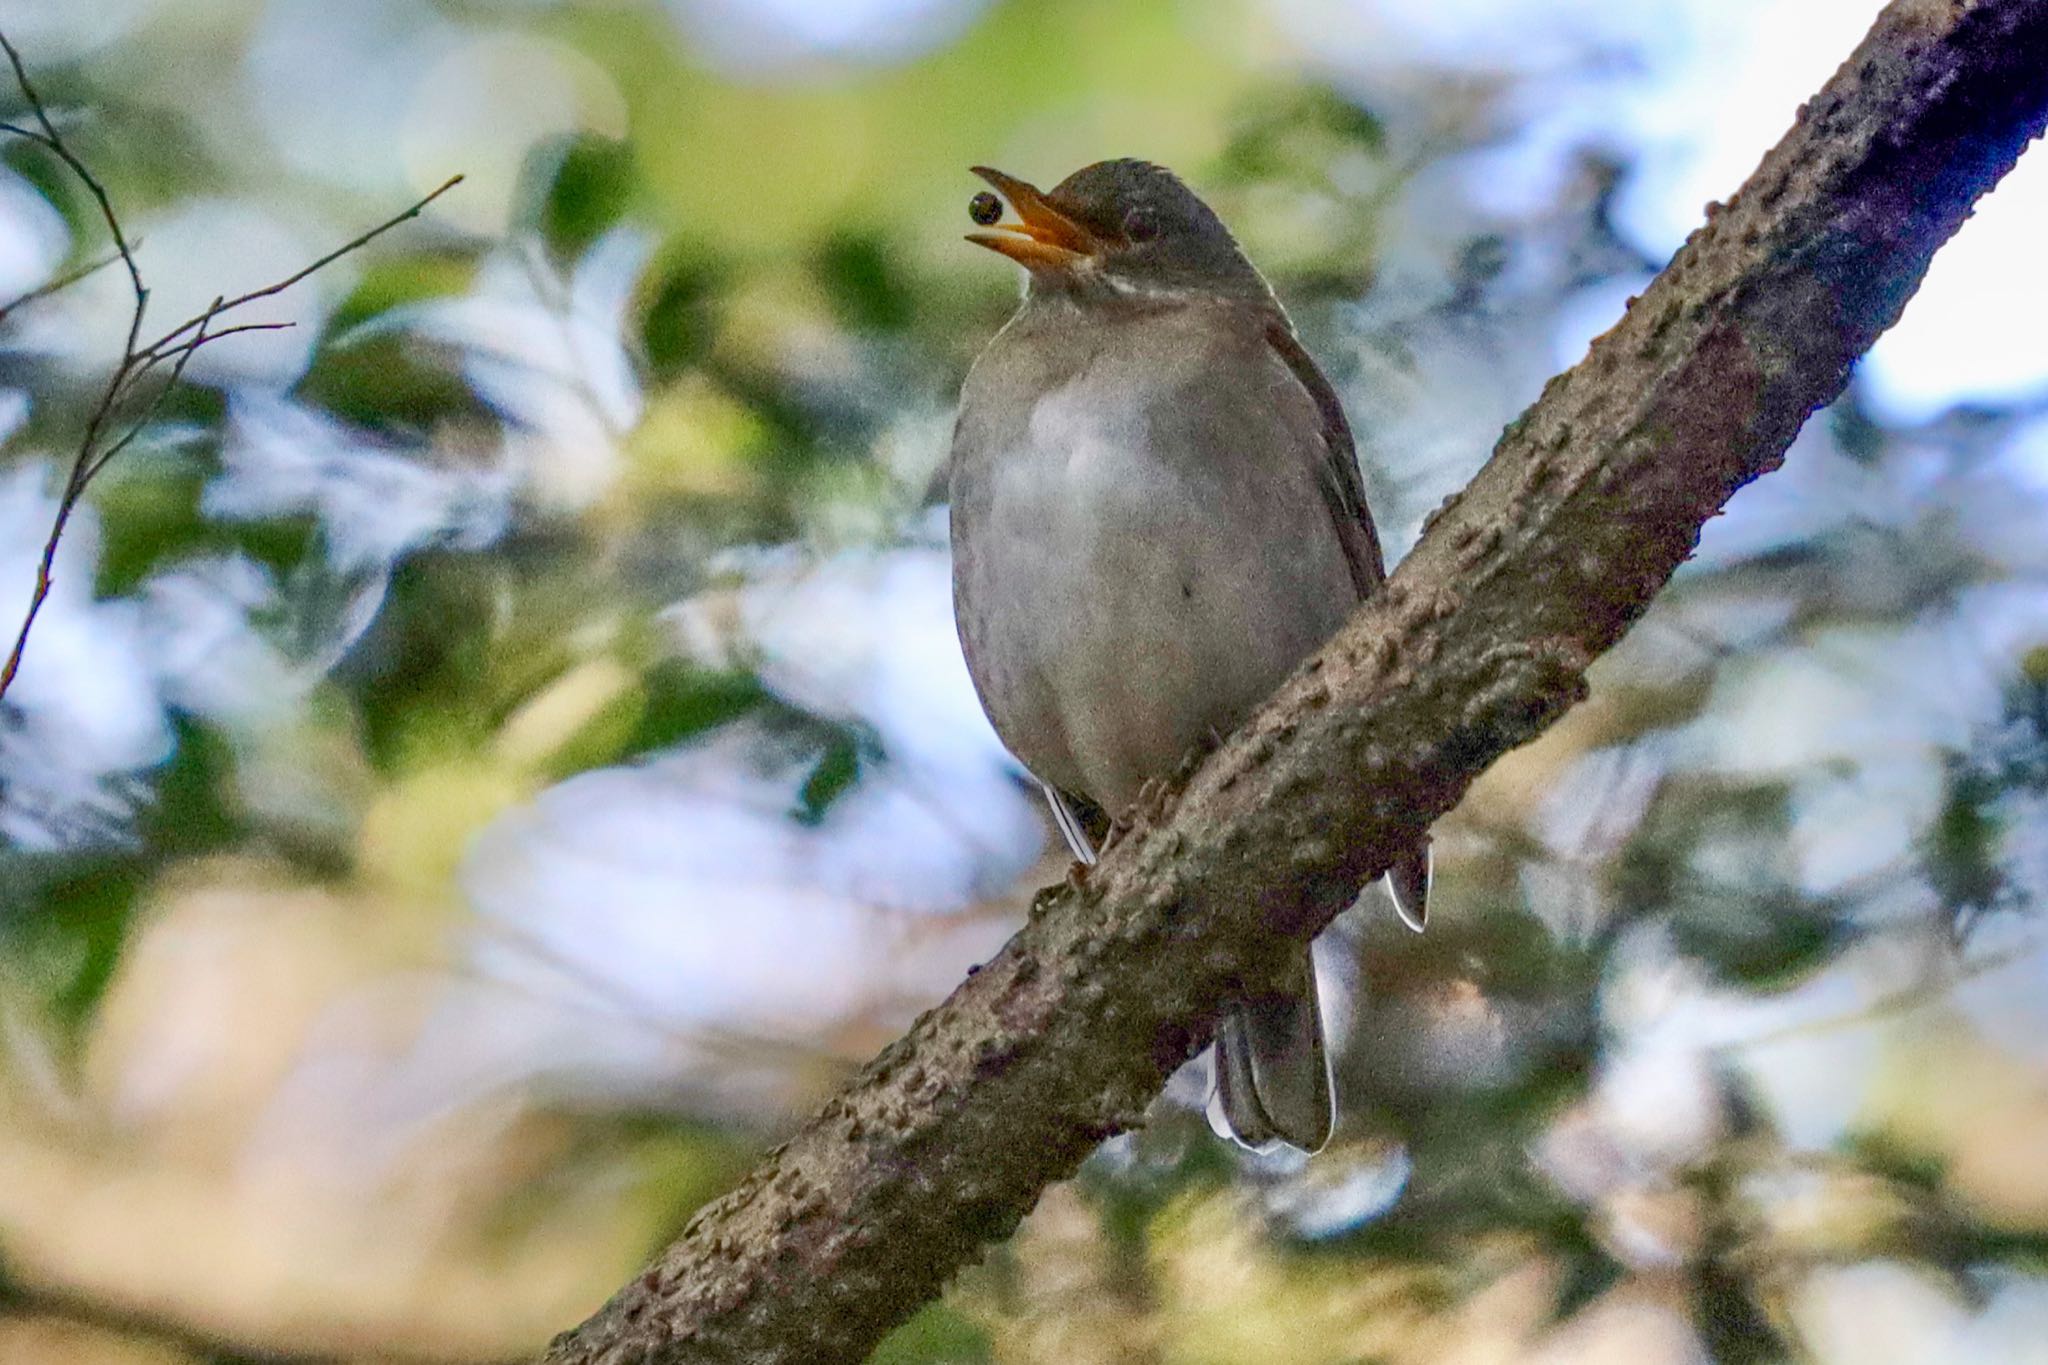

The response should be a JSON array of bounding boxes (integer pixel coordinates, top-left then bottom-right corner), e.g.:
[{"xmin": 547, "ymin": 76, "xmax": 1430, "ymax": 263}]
[
  {"xmin": 80, "ymin": 311, "xmax": 299, "ymax": 486},
  {"xmin": 0, "ymin": 244, "xmax": 129, "ymax": 328},
  {"xmin": 134, "ymin": 318, "xmax": 297, "ymax": 370},
  {"xmin": 139, "ymin": 173, "xmax": 463, "ymax": 360},
  {"xmin": 0, "ymin": 118, "xmax": 59, "ymax": 152},
  {"xmin": 81, "ymin": 298, "xmax": 230, "ymax": 484},
  {"xmin": 0, "ymin": 33, "xmax": 146, "ymax": 346},
  {"xmin": 0, "ymin": 25, "xmax": 461, "ymax": 701}
]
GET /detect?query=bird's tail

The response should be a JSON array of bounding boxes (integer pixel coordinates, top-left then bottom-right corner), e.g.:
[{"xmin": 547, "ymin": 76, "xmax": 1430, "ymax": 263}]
[
  {"xmin": 1209, "ymin": 834, "xmax": 1431, "ymax": 1152},
  {"xmin": 1388, "ymin": 834, "xmax": 1431, "ymax": 932},
  {"xmin": 1209, "ymin": 943, "xmax": 1334, "ymax": 1153}
]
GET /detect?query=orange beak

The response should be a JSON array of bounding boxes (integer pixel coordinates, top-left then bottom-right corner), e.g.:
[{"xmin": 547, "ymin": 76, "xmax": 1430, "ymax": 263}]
[{"xmin": 966, "ymin": 166, "xmax": 1101, "ymax": 271}]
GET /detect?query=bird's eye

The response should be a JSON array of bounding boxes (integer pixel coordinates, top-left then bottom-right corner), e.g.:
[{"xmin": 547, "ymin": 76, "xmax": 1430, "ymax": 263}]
[
  {"xmin": 1123, "ymin": 207, "xmax": 1161, "ymax": 242},
  {"xmin": 968, "ymin": 192, "xmax": 1003, "ymax": 226}
]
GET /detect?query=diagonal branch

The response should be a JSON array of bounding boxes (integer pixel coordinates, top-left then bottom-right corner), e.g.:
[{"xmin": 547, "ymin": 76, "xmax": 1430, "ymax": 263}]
[
  {"xmin": 0, "ymin": 33, "xmax": 146, "ymax": 349},
  {"xmin": 544, "ymin": 2, "xmax": 2048, "ymax": 1362},
  {"xmin": 0, "ymin": 246, "xmax": 129, "ymax": 329}
]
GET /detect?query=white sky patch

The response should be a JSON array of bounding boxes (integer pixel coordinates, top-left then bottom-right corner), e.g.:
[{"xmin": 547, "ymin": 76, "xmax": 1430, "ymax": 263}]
[
  {"xmin": 664, "ymin": 0, "xmax": 992, "ymax": 78},
  {"xmin": 401, "ymin": 32, "xmax": 628, "ymax": 236},
  {"xmin": 1790, "ymin": 1261, "xmax": 2048, "ymax": 1365},
  {"xmin": 0, "ymin": 0, "xmax": 173, "ymax": 62},
  {"xmin": 1608, "ymin": 0, "xmax": 2048, "ymax": 419},
  {"xmin": 1676, "ymin": 587, "xmax": 2048, "ymax": 897},
  {"xmin": 465, "ymin": 719, "xmax": 1023, "ymax": 1031},
  {"xmin": 677, "ymin": 546, "xmax": 1024, "ymax": 780},
  {"xmin": 384, "ymin": 229, "xmax": 648, "ymax": 514},
  {"xmin": 0, "ymin": 167, "xmax": 68, "ymax": 308},
  {"xmin": 206, "ymin": 395, "xmax": 513, "ymax": 574},
  {"xmin": 250, "ymin": 3, "xmax": 618, "ymax": 224},
  {"xmin": 136, "ymin": 555, "xmax": 304, "ymax": 729},
  {"xmin": 7, "ymin": 198, "xmax": 328, "ymax": 390},
  {"xmin": 245, "ymin": 0, "xmax": 464, "ymax": 195},
  {"xmin": 2006, "ymin": 415, "xmax": 2048, "ymax": 496},
  {"xmin": 0, "ymin": 463, "xmax": 168, "ymax": 849},
  {"xmin": 2, "ymin": 381, "xmax": 515, "ymax": 843},
  {"xmin": 1859, "ymin": 149, "xmax": 2048, "ymax": 423},
  {"xmin": 459, "ymin": 548, "xmax": 1042, "ymax": 1112},
  {"xmin": 1289, "ymin": 0, "xmax": 2048, "ymax": 423},
  {"xmin": 1550, "ymin": 273, "xmax": 1659, "ymax": 376},
  {"xmin": 179, "ymin": 396, "xmax": 518, "ymax": 721}
]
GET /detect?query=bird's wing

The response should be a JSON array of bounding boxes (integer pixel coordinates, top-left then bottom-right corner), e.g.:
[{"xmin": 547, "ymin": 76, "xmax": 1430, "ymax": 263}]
[
  {"xmin": 1262, "ymin": 317, "xmax": 1386, "ymax": 597},
  {"xmin": 1261, "ymin": 313, "xmax": 1431, "ymax": 930}
]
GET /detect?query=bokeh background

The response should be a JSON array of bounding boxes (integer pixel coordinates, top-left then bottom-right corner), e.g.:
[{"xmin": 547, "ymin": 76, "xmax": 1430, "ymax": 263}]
[{"xmin": 1, "ymin": 0, "xmax": 2045, "ymax": 1361}]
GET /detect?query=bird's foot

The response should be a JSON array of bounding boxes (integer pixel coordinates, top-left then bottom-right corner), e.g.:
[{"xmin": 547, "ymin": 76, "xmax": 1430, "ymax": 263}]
[
  {"xmin": 1096, "ymin": 819, "xmax": 1133, "ymax": 858},
  {"xmin": 1137, "ymin": 772, "xmax": 1185, "ymax": 827}
]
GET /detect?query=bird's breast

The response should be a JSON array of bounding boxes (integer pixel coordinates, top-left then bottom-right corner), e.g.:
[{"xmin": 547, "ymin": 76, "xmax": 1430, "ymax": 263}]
[{"xmin": 951, "ymin": 341, "xmax": 1355, "ymax": 814}]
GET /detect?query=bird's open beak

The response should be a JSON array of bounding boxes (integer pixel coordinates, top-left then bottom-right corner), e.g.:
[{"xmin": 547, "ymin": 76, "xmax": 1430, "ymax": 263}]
[{"xmin": 966, "ymin": 167, "xmax": 1101, "ymax": 271}]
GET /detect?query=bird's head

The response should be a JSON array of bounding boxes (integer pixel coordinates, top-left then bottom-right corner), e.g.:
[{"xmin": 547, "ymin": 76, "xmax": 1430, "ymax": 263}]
[{"xmin": 966, "ymin": 160, "xmax": 1269, "ymax": 302}]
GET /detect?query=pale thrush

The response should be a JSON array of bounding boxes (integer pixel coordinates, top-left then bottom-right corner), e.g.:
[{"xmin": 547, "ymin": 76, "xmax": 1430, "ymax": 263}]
[{"xmin": 948, "ymin": 159, "xmax": 1430, "ymax": 1152}]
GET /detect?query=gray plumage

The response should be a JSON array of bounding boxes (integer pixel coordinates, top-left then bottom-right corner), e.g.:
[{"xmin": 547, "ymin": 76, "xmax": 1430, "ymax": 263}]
[{"xmin": 949, "ymin": 159, "xmax": 1429, "ymax": 1152}]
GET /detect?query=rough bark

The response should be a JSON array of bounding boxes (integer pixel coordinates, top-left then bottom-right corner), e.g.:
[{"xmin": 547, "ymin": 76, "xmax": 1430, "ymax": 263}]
[{"xmin": 544, "ymin": 3, "xmax": 2048, "ymax": 1361}]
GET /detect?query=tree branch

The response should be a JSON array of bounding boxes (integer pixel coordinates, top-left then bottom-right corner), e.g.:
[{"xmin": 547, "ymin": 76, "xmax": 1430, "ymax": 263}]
[{"xmin": 545, "ymin": 2, "xmax": 2048, "ymax": 1361}]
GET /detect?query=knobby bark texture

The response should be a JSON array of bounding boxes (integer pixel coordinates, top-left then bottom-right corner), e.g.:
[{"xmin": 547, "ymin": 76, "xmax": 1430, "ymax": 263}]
[{"xmin": 545, "ymin": 3, "xmax": 2048, "ymax": 1361}]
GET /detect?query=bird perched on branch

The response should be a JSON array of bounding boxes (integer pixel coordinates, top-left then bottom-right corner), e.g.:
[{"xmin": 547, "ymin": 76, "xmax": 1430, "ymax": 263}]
[{"xmin": 947, "ymin": 159, "xmax": 1429, "ymax": 1153}]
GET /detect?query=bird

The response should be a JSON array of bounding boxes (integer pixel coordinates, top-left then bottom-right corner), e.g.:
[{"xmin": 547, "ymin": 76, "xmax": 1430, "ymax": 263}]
[{"xmin": 946, "ymin": 159, "xmax": 1430, "ymax": 1153}]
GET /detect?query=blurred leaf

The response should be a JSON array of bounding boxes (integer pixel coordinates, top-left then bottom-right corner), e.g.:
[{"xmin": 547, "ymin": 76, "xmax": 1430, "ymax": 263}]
[
  {"xmin": 1670, "ymin": 898, "xmax": 1845, "ymax": 988},
  {"xmin": 91, "ymin": 450, "xmax": 326, "ymax": 595},
  {"xmin": 527, "ymin": 668, "xmax": 648, "ymax": 784},
  {"xmin": 140, "ymin": 717, "xmax": 240, "ymax": 857},
  {"xmin": 1456, "ymin": 234, "xmax": 1511, "ymax": 293},
  {"xmin": 89, "ymin": 457, "xmax": 210, "ymax": 595},
  {"xmin": 867, "ymin": 1302, "xmax": 991, "ymax": 1365},
  {"xmin": 480, "ymin": 1109, "xmax": 755, "ymax": 1250},
  {"xmin": 1080, "ymin": 1117, "xmax": 1236, "ymax": 1278},
  {"xmin": 327, "ymin": 251, "xmax": 480, "ymax": 334},
  {"xmin": 0, "ymin": 82, "xmax": 211, "ymax": 244},
  {"xmin": 1213, "ymin": 84, "xmax": 1385, "ymax": 186},
  {"xmin": 1344, "ymin": 1132, "xmax": 1579, "ymax": 1260},
  {"xmin": 698, "ymin": 357, "xmax": 836, "ymax": 506},
  {"xmin": 1848, "ymin": 1132, "xmax": 1950, "ymax": 1194},
  {"xmin": 793, "ymin": 723, "xmax": 872, "ymax": 826},
  {"xmin": 619, "ymin": 661, "xmax": 764, "ymax": 759},
  {"xmin": 0, "ymin": 129, "xmax": 91, "ymax": 238},
  {"xmin": 1691, "ymin": 1258, "xmax": 1783, "ymax": 1363},
  {"xmin": 526, "ymin": 133, "xmax": 638, "ymax": 262},
  {"xmin": 610, "ymin": 1114, "xmax": 758, "ymax": 1225},
  {"xmin": 1553, "ymin": 1234, "xmax": 1627, "ymax": 1320},
  {"xmin": 1828, "ymin": 398, "xmax": 1889, "ymax": 465},
  {"xmin": 348, "ymin": 551, "xmax": 511, "ymax": 767},
  {"xmin": 299, "ymin": 329, "xmax": 492, "ymax": 432},
  {"xmin": 622, "ymin": 375, "xmax": 768, "ymax": 503},
  {"xmin": 1927, "ymin": 765, "xmax": 2002, "ymax": 918},
  {"xmin": 0, "ymin": 716, "xmax": 239, "ymax": 1038},
  {"xmin": 816, "ymin": 232, "xmax": 915, "ymax": 334},
  {"xmin": 1358, "ymin": 909, "xmax": 1586, "ymax": 1003},
  {"xmin": 306, "ymin": 250, "xmax": 490, "ymax": 431},
  {"xmin": 640, "ymin": 247, "xmax": 725, "ymax": 381},
  {"xmin": 230, "ymin": 511, "xmax": 323, "ymax": 582},
  {"xmin": 11, "ymin": 76, "xmax": 218, "ymax": 207},
  {"xmin": 0, "ymin": 856, "xmax": 144, "ymax": 1037}
]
